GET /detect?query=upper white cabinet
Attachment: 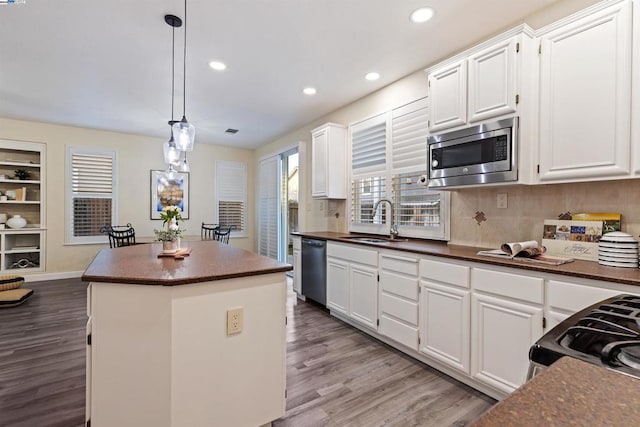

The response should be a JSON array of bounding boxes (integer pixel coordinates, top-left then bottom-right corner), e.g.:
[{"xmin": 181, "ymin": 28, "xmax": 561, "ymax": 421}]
[
  {"xmin": 427, "ymin": 30, "xmax": 530, "ymax": 134},
  {"xmin": 311, "ymin": 123, "xmax": 347, "ymax": 199},
  {"xmin": 467, "ymin": 37, "xmax": 518, "ymax": 123},
  {"xmin": 428, "ymin": 60, "xmax": 467, "ymax": 132},
  {"xmin": 538, "ymin": 0, "xmax": 632, "ymax": 182}
]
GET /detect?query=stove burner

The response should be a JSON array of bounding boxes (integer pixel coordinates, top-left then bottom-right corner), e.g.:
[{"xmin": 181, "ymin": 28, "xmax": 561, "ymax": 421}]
[{"xmin": 619, "ymin": 346, "xmax": 640, "ymax": 370}]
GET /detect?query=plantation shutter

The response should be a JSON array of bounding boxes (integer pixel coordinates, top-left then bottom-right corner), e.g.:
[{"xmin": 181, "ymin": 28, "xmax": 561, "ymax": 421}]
[
  {"xmin": 67, "ymin": 148, "xmax": 117, "ymax": 244},
  {"xmin": 258, "ymin": 156, "xmax": 279, "ymax": 259},
  {"xmin": 215, "ymin": 160, "xmax": 247, "ymax": 236},
  {"xmin": 351, "ymin": 113, "xmax": 387, "ymax": 172},
  {"xmin": 391, "ymin": 97, "xmax": 428, "ymax": 172}
]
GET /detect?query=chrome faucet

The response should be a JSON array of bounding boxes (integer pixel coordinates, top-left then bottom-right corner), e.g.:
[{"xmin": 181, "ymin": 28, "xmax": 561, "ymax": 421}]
[{"xmin": 373, "ymin": 199, "xmax": 399, "ymax": 240}]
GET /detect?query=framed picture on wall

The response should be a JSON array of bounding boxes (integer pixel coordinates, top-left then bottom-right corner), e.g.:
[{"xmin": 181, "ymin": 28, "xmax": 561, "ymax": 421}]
[{"xmin": 150, "ymin": 170, "xmax": 190, "ymax": 219}]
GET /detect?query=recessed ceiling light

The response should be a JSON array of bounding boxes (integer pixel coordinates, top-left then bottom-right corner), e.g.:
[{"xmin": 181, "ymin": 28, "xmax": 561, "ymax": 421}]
[
  {"xmin": 365, "ymin": 72, "xmax": 380, "ymax": 81},
  {"xmin": 208, "ymin": 61, "xmax": 226, "ymax": 71},
  {"xmin": 303, "ymin": 87, "xmax": 317, "ymax": 95},
  {"xmin": 410, "ymin": 7, "xmax": 435, "ymax": 23}
]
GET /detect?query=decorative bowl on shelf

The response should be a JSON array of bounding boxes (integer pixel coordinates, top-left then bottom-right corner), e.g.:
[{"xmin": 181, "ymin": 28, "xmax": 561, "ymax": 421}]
[{"xmin": 7, "ymin": 215, "xmax": 27, "ymax": 229}]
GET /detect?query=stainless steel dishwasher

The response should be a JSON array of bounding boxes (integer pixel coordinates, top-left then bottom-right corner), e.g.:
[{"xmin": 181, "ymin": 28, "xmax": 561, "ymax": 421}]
[{"xmin": 301, "ymin": 238, "xmax": 326, "ymax": 306}]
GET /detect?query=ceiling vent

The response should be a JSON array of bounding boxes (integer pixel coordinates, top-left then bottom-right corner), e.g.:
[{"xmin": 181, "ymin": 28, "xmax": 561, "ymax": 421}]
[{"xmin": 225, "ymin": 128, "xmax": 239, "ymax": 134}]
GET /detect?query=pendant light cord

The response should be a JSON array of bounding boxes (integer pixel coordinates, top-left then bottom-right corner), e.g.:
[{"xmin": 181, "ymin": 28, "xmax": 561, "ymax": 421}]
[
  {"xmin": 171, "ymin": 23, "xmax": 175, "ymax": 123},
  {"xmin": 182, "ymin": 0, "xmax": 187, "ymax": 117}
]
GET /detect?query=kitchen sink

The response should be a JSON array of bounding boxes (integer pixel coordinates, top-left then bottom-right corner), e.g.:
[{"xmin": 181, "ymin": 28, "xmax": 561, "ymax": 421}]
[{"xmin": 343, "ymin": 236, "xmax": 410, "ymax": 243}]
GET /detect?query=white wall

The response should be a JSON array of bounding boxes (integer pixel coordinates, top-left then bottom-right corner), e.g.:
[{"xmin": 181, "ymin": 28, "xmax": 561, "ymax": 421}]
[{"xmin": 0, "ymin": 117, "xmax": 255, "ymax": 275}]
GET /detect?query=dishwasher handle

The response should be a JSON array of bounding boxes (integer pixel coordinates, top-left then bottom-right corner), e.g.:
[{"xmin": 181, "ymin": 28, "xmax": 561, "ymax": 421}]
[{"xmin": 302, "ymin": 238, "xmax": 325, "ymax": 248}]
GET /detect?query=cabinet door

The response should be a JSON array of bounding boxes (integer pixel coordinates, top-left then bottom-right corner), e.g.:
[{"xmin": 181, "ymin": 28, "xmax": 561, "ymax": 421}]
[
  {"xmin": 349, "ymin": 264, "xmax": 378, "ymax": 330},
  {"xmin": 292, "ymin": 249, "xmax": 301, "ymax": 294},
  {"xmin": 538, "ymin": 1, "xmax": 632, "ymax": 182},
  {"xmin": 471, "ymin": 293, "xmax": 543, "ymax": 394},
  {"xmin": 327, "ymin": 258, "xmax": 348, "ymax": 315},
  {"xmin": 311, "ymin": 128, "xmax": 328, "ymax": 197},
  {"xmin": 419, "ymin": 281, "xmax": 470, "ymax": 374},
  {"xmin": 428, "ymin": 60, "xmax": 467, "ymax": 132},
  {"xmin": 468, "ymin": 37, "xmax": 517, "ymax": 123}
]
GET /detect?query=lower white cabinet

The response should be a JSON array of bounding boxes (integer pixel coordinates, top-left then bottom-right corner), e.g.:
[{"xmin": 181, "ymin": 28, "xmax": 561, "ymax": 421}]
[
  {"xmin": 327, "ymin": 242, "xmax": 378, "ymax": 330},
  {"xmin": 349, "ymin": 264, "xmax": 378, "ymax": 329},
  {"xmin": 469, "ymin": 265, "xmax": 545, "ymax": 395},
  {"xmin": 327, "ymin": 258, "xmax": 349, "ymax": 315},
  {"xmin": 420, "ymin": 281, "xmax": 471, "ymax": 374},
  {"xmin": 379, "ymin": 252, "xmax": 419, "ymax": 350},
  {"xmin": 292, "ymin": 236, "xmax": 301, "ymax": 295}
]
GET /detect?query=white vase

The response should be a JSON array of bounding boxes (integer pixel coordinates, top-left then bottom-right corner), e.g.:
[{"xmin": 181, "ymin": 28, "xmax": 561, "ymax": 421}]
[
  {"xmin": 162, "ymin": 239, "xmax": 180, "ymax": 253},
  {"xmin": 169, "ymin": 218, "xmax": 179, "ymax": 231},
  {"xmin": 7, "ymin": 215, "xmax": 26, "ymax": 229}
]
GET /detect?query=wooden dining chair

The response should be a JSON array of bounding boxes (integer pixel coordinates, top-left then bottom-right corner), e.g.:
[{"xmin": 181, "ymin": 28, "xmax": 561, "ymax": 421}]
[
  {"xmin": 100, "ymin": 223, "xmax": 136, "ymax": 248},
  {"xmin": 214, "ymin": 226, "xmax": 232, "ymax": 244},
  {"xmin": 201, "ymin": 222, "xmax": 219, "ymax": 240}
]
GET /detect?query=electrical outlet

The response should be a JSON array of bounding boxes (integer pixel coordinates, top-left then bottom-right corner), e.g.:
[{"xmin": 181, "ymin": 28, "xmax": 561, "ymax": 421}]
[
  {"xmin": 497, "ymin": 193, "xmax": 508, "ymax": 209},
  {"xmin": 227, "ymin": 307, "xmax": 243, "ymax": 335}
]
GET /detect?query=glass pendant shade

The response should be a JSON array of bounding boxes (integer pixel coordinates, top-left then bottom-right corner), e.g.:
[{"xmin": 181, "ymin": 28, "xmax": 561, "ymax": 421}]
[
  {"xmin": 172, "ymin": 116, "xmax": 195, "ymax": 151},
  {"xmin": 163, "ymin": 137, "xmax": 181, "ymax": 165},
  {"xmin": 178, "ymin": 152, "xmax": 190, "ymax": 172}
]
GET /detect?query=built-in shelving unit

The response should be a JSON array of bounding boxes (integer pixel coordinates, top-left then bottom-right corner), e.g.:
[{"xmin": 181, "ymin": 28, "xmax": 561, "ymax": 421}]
[{"xmin": 0, "ymin": 139, "xmax": 46, "ymax": 273}]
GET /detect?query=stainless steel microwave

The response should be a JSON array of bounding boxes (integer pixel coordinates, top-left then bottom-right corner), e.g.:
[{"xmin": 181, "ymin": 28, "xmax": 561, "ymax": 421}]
[{"xmin": 427, "ymin": 117, "xmax": 518, "ymax": 188}]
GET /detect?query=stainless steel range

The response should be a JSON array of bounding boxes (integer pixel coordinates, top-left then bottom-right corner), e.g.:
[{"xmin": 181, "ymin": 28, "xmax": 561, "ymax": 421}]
[{"xmin": 529, "ymin": 294, "xmax": 640, "ymax": 379}]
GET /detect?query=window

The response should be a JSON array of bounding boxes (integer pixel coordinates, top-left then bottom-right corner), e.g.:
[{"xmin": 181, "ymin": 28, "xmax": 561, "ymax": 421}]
[
  {"xmin": 66, "ymin": 147, "xmax": 117, "ymax": 244},
  {"xmin": 215, "ymin": 160, "xmax": 247, "ymax": 238},
  {"xmin": 348, "ymin": 97, "xmax": 450, "ymax": 240}
]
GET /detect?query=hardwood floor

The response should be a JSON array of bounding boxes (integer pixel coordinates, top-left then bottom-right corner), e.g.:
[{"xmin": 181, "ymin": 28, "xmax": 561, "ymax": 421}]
[{"xmin": 0, "ymin": 279, "xmax": 494, "ymax": 427}]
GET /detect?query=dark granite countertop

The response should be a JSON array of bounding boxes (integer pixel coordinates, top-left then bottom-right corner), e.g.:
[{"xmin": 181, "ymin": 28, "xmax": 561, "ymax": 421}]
[
  {"xmin": 82, "ymin": 240, "xmax": 292, "ymax": 286},
  {"xmin": 293, "ymin": 231, "xmax": 640, "ymax": 287},
  {"xmin": 471, "ymin": 357, "xmax": 640, "ymax": 426}
]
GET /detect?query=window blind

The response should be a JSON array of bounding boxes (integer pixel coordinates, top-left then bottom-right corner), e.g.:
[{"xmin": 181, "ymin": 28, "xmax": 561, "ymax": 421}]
[
  {"xmin": 67, "ymin": 148, "xmax": 116, "ymax": 244},
  {"xmin": 258, "ymin": 156, "xmax": 279, "ymax": 259},
  {"xmin": 392, "ymin": 172, "xmax": 441, "ymax": 228},
  {"xmin": 351, "ymin": 114, "xmax": 387, "ymax": 172},
  {"xmin": 391, "ymin": 98, "xmax": 429, "ymax": 172},
  {"xmin": 215, "ymin": 161, "xmax": 247, "ymax": 236},
  {"xmin": 350, "ymin": 175, "xmax": 387, "ymax": 226}
]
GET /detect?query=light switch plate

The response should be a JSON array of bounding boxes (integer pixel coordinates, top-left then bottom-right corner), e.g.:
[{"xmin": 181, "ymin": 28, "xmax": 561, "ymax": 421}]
[{"xmin": 497, "ymin": 193, "xmax": 508, "ymax": 209}]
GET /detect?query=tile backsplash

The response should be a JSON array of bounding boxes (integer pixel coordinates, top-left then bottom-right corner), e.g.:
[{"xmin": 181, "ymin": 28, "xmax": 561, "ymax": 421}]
[{"xmin": 450, "ymin": 179, "xmax": 640, "ymax": 249}]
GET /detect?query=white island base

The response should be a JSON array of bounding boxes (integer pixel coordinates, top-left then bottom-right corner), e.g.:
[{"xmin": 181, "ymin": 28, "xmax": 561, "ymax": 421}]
[{"xmin": 86, "ymin": 272, "xmax": 287, "ymax": 427}]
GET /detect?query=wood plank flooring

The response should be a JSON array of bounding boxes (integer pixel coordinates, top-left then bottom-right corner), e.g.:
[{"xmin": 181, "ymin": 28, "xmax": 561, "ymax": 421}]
[{"xmin": 0, "ymin": 279, "xmax": 494, "ymax": 426}]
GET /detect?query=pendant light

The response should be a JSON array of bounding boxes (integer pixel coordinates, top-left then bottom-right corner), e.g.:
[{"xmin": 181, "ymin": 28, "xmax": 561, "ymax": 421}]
[
  {"xmin": 172, "ymin": 0, "xmax": 195, "ymax": 151},
  {"xmin": 178, "ymin": 151, "xmax": 190, "ymax": 172},
  {"xmin": 164, "ymin": 14, "xmax": 182, "ymax": 166}
]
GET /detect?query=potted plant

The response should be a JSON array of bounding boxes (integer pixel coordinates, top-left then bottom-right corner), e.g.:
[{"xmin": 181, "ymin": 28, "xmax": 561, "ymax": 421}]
[
  {"xmin": 14, "ymin": 169, "xmax": 30, "ymax": 180},
  {"xmin": 154, "ymin": 205, "xmax": 185, "ymax": 252}
]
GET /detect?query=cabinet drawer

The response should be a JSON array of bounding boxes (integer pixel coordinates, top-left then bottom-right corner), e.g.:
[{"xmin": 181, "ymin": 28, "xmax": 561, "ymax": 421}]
[
  {"xmin": 380, "ymin": 293, "xmax": 418, "ymax": 325},
  {"xmin": 380, "ymin": 253, "xmax": 418, "ymax": 276},
  {"xmin": 420, "ymin": 258, "xmax": 469, "ymax": 288},
  {"xmin": 379, "ymin": 271, "xmax": 418, "ymax": 301},
  {"xmin": 547, "ymin": 280, "xmax": 623, "ymax": 313},
  {"xmin": 472, "ymin": 268, "xmax": 543, "ymax": 304},
  {"xmin": 379, "ymin": 314, "xmax": 419, "ymax": 350},
  {"xmin": 327, "ymin": 243, "xmax": 377, "ymax": 266}
]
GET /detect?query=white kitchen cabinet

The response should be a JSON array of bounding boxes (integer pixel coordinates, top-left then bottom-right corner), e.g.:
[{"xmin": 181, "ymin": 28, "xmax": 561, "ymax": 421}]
[
  {"xmin": 471, "ymin": 268, "xmax": 544, "ymax": 394},
  {"xmin": 292, "ymin": 236, "xmax": 301, "ymax": 295},
  {"xmin": 419, "ymin": 258, "xmax": 471, "ymax": 374},
  {"xmin": 379, "ymin": 252, "xmax": 419, "ymax": 350},
  {"xmin": 428, "ymin": 60, "xmax": 467, "ymax": 132},
  {"xmin": 349, "ymin": 264, "xmax": 378, "ymax": 330},
  {"xmin": 327, "ymin": 258, "xmax": 349, "ymax": 315},
  {"xmin": 538, "ymin": 0, "xmax": 632, "ymax": 182},
  {"xmin": 467, "ymin": 36, "xmax": 518, "ymax": 123},
  {"xmin": 311, "ymin": 123, "xmax": 347, "ymax": 199},
  {"xmin": 327, "ymin": 242, "xmax": 378, "ymax": 328}
]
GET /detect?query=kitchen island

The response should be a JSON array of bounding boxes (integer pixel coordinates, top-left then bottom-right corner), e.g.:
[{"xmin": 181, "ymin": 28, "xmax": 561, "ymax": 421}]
[{"xmin": 82, "ymin": 240, "xmax": 292, "ymax": 427}]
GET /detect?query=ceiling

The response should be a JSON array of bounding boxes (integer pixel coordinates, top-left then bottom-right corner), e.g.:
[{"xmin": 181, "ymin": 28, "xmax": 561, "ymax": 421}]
[{"xmin": 0, "ymin": 0, "xmax": 560, "ymax": 149}]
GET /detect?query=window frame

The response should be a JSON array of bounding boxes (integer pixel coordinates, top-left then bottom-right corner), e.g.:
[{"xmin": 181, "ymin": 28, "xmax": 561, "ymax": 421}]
[
  {"xmin": 65, "ymin": 146, "xmax": 118, "ymax": 245},
  {"xmin": 214, "ymin": 160, "xmax": 248, "ymax": 238}
]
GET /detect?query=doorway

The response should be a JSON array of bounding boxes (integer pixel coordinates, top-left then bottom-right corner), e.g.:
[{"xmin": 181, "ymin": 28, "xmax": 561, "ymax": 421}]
[{"xmin": 279, "ymin": 148, "xmax": 299, "ymax": 266}]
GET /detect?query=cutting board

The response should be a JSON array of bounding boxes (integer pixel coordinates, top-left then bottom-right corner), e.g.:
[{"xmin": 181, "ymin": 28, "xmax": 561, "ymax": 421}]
[{"xmin": 157, "ymin": 247, "xmax": 192, "ymax": 259}]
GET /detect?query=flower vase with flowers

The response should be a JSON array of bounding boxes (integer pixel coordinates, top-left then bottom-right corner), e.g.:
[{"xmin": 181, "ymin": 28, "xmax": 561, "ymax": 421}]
[{"xmin": 154, "ymin": 205, "xmax": 185, "ymax": 253}]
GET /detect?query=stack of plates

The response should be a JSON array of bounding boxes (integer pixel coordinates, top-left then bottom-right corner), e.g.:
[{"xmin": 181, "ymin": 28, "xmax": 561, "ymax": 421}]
[{"xmin": 599, "ymin": 232, "xmax": 639, "ymax": 268}]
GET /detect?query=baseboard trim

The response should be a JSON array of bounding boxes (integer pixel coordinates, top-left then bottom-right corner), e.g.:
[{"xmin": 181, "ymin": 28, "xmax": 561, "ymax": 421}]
[{"xmin": 23, "ymin": 271, "xmax": 84, "ymax": 282}]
